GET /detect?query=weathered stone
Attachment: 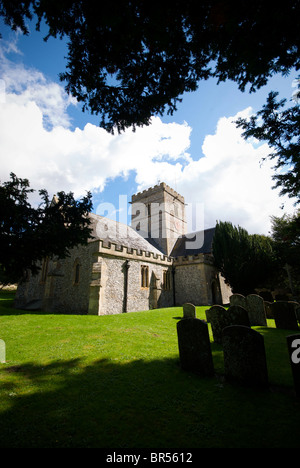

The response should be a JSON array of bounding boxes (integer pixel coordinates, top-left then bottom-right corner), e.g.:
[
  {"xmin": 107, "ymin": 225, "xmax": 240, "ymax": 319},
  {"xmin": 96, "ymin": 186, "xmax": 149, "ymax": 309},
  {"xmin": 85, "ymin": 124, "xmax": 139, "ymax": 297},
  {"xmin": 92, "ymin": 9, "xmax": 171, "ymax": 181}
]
[
  {"xmin": 222, "ymin": 325, "xmax": 268, "ymax": 388},
  {"xmin": 246, "ymin": 294, "xmax": 267, "ymax": 326},
  {"xmin": 271, "ymin": 301, "xmax": 299, "ymax": 330},
  {"xmin": 183, "ymin": 303, "xmax": 196, "ymax": 319},
  {"xmin": 230, "ymin": 294, "xmax": 246, "ymax": 309},
  {"xmin": 13, "ymin": 183, "xmax": 233, "ymax": 316},
  {"xmin": 177, "ymin": 318, "xmax": 214, "ymax": 376},
  {"xmin": 205, "ymin": 305, "xmax": 225, "ymax": 319},
  {"xmin": 227, "ymin": 305, "xmax": 251, "ymax": 327},
  {"xmin": 286, "ymin": 334, "xmax": 300, "ymax": 397},
  {"xmin": 205, "ymin": 305, "xmax": 229, "ymax": 344},
  {"xmin": 205, "ymin": 305, "xmax": 250, "ymax": 344}
]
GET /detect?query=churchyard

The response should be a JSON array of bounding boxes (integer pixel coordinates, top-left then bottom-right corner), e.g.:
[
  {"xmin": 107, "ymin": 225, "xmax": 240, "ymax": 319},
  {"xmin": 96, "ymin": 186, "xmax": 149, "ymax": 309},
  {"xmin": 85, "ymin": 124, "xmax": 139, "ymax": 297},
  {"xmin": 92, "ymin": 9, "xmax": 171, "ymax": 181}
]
[{"xmin": 0, "ymin": 290, "xmax": 300, "ymax": 448}]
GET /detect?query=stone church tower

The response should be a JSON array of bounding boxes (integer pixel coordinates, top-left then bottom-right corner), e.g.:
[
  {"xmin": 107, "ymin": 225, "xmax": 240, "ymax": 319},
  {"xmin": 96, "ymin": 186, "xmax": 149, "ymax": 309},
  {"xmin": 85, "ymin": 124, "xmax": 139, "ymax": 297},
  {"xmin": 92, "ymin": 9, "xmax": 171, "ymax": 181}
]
[
  {"xmin": 14, "ymin": 181, "xmax": 232, "ymax": 315},
  {"xmin": 130, "ymin": 182, "xmax": 187, "ymax": 256}
]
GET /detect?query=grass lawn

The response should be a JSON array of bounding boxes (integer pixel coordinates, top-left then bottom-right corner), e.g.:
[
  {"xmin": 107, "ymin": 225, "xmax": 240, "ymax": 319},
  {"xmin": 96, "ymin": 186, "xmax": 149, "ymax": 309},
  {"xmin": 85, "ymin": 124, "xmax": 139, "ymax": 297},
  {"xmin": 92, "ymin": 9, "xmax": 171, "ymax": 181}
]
[{"xmin": 0, "ymin": 290, "xmax": 300, "ymax": 448}]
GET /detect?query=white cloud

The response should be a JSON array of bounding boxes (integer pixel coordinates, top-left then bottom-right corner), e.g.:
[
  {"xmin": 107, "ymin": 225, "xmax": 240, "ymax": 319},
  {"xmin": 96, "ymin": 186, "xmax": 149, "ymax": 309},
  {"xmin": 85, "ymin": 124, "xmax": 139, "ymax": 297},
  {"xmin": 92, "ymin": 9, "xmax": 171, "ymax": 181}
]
[
  {"xmin": 0, "ymin": 47, "xmax": 76, "ymax": 129},
  {"xmin": 167, "ymin": 109, "xmax": 296, "ymax": 235},
  {"xmin": 0, "ymin": 52, "xmax": 191, "ymax": 203},
  {"xmin": 0, "ymin": 49, "xmax": 297, "ymax": 236}
]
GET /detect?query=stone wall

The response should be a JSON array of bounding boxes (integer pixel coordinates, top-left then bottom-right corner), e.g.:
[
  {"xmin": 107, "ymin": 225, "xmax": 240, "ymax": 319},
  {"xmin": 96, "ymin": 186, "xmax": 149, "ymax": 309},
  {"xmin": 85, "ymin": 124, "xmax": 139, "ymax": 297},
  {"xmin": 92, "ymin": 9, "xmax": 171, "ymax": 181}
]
[
  {"xmin": 14, "ymin": 264, "xmax": 45, "ymax": 310},
  {"xmin": 126, "ymin": 259, "xmax": 173, "ymax": 313},
  {"xmin": 131, "ymin": 182, "xmax": 187, "ymax": 256},
  {"xmin": 14, "ymin": 241, "xmax": 98, "ymax": 314},
  {"xmin": 14, "ymin": 226, "xmax": 230, "ymax": 314},
  {"xmin": 174, "ymin": 254, "xmax": 231, "ymax": 306},
  {"xmin": 47, "ymin": 242, "xmax": 97, "ymax": 314},
  {"xmin": 88, "ymin": 246, "xmax": 174, "ymax": 315}
]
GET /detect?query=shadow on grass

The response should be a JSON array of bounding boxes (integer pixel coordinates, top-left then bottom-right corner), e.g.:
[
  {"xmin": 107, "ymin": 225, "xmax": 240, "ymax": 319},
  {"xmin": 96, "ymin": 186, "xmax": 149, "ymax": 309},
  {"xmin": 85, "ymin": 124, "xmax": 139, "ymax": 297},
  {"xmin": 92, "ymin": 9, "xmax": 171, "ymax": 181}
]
[
  {"xmin": 0, "ymin": 356, "xmax": 213, "ymax": 448},
  {"xmin": 1, "ymin": 353, "xmax": 300, "ymax": 448},
  {"xmin": 0, "ymin": 292, "xmax": 87, "ymax": 316}
]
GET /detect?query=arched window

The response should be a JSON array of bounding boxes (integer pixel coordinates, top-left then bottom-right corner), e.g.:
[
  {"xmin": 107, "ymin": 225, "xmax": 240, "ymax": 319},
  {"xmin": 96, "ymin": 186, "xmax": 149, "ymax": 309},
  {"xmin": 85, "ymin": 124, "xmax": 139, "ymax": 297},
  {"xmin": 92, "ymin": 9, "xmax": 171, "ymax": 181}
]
[
  {"xmin": 73, "ymin": 259, "xmax": 81, "ymax": 285},
  {"xmin": 141, "ymin": 265, "xmax": 149, "ymax": 288},
  {"xmin": 162, "ymin": 270, "xmax": 171, "ymax": 290},
  {"xmin": 40, "ymin": 257, "xmax": 49, "ymax": 283}
]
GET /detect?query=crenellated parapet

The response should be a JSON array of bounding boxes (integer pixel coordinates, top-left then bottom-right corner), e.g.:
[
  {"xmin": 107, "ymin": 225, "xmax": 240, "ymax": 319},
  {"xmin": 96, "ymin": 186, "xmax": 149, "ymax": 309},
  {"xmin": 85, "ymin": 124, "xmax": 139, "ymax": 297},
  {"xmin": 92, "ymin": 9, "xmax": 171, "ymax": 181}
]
[
  {"xmin": 131, "ymin": 182, "xmax": 185, "ymax": 204},
  {"xmin": 94, "ymin": 238, "xmax": 173, "ymax": 265},
  {"xmin": 173, "ymin": 253, "xmax": 214, "ymax": 266}
]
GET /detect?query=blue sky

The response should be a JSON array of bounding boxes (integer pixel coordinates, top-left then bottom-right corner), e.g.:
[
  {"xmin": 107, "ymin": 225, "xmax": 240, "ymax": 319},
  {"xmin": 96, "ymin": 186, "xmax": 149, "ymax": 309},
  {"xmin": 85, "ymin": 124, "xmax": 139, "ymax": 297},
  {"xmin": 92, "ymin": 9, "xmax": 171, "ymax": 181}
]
[{"xmin": 0, "ymin": 18, "xmax": 298, "ymax": 236}]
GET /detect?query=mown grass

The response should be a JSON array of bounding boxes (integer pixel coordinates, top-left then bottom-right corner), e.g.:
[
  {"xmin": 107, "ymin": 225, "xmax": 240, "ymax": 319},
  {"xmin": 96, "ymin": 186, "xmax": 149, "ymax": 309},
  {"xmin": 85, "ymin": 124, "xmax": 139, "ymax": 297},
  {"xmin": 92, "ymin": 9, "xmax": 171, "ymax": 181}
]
[{"xmin": 0, "ymin": 290, "xmax": 300, "ymax": 448}]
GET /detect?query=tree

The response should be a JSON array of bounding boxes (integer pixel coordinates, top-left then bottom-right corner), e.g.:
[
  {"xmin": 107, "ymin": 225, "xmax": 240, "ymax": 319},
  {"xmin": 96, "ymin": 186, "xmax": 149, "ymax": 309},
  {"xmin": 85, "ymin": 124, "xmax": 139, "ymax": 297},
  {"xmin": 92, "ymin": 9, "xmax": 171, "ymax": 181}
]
[
  {"xmin": 270, "ymin": 210, "xmax": 300, "ymax": 298},
  {"xmin": 236, "ymin": 88, "xmax": 300, "ymax": 203},
  {"xmin": 212, "ymin": 220, "xmax": 275, "ymax": 295},
  {"xmin": 0, "ymin": 0, "xmax": 299, "ymax": 132},
  {"xmin": 0, "ymin": 173, "xmax": 93, "ymax": 285}
]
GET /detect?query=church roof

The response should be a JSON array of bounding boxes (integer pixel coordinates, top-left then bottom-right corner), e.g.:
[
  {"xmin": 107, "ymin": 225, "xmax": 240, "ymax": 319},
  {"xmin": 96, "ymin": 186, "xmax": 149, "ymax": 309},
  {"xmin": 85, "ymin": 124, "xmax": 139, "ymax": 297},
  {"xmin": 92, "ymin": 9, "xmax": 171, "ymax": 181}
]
[
  {"xmin": 170, "ymin": 227, "xmax": 216, "ymax": 257},
  {"xmin": 88, "ymin": 213, "xmax": 164, "ymax": 256}
]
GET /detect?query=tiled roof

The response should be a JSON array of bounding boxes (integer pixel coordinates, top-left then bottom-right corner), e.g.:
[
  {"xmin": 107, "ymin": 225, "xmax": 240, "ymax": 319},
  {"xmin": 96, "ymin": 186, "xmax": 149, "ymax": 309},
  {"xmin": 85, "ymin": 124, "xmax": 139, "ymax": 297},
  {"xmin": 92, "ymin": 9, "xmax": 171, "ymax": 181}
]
[
  {"xmin": 170, "ymin": 227, "xmax": 215, "ymax": 257},
  {"xmin": 88, "ymin": 213, "xmax": 164, "ymax": 255}
]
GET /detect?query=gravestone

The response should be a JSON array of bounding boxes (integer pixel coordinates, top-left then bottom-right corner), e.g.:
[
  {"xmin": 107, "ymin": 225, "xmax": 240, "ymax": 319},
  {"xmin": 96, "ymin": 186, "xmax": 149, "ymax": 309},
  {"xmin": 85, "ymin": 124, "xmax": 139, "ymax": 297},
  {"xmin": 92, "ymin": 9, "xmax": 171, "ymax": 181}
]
[
  {"xmin": 205, "ymin": 305, "xmax": 250, "ymax": 344},
  {"xmin": 271, "ymin": 302, "xmax": 299, "ymax": 330},
  {"xmin": 286, "ymin": 334, "xmax": 300, "ymax": 397},
  {"xmin": 205, "ymin": 305, "xmax": 229, "ymax": 344},
  {"xmin": 230, "ymin": 294, "xmax": 247, "ymax": 309},
  {"xmin": 246, "ymin": 294, "xmax": 267, "ymax": 326},
  {"xmin": 183, "ymin": 303, "xmax": 196, "ymax": 319},
  {"xmin": 205, "ymin": 305, "xmax": 225, "ymax": 323},
  {"xmin": 222, "ymin": 325, "xmax": 268, "ymax": 388},
  {"xmin": 0, "ymin": 339, "xmax": 5, "ymax": 363},
  {"xmin": 228, "ymin": 305, "xmax": 251, "ymax": 327},
  {"xmin": 177, "ymin": 318, "xmax": 214, "ymax": 376}
]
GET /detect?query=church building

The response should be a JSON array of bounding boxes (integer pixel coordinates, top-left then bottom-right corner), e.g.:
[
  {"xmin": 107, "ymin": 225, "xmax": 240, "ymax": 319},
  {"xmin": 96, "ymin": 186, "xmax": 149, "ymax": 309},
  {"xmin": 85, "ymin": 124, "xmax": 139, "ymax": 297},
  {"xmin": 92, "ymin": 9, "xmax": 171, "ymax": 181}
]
[{"xmin": 14, "ymin": 182, "xmax": 231, "ymax": 314}]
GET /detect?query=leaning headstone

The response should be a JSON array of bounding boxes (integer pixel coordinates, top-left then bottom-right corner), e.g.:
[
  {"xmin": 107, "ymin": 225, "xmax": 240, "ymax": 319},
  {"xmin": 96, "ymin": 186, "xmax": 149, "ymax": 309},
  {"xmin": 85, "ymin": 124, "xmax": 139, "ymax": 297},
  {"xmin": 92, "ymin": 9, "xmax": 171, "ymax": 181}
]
[
  {"xmin": 271, "ymin": 302, "xmax": 299, "ymax": 330},
  {"xmin": 177, "ymin": 318, "xmax": 214, "ymax": 376},
  {"xmin": 183, "ymin": 303, "xmax": 196, "ymax": 319},
  {"xmin": 286, "ymin": 334, "xmax": 300, "ymax": 397},
  {"xmin": 205, "ymin": 305, "xmax": 225, "ymax": 322},
  {"xmin": 230, "ymin": 294, "xmax": 246, "ymax": 309},
  {"xmin": 222, "ymin": 325, "xmax": 268, "ymax": 388},
  {"xmin": 246, "ymin": 294, "xmax": 267, "ymax": 326},
  {"xmin": 205, "ymin": 305, "xmax": 250, "ymax": 344},
  {"xmin": 205, "ymin": 305, "xmax": 230, "ymax": 344}
]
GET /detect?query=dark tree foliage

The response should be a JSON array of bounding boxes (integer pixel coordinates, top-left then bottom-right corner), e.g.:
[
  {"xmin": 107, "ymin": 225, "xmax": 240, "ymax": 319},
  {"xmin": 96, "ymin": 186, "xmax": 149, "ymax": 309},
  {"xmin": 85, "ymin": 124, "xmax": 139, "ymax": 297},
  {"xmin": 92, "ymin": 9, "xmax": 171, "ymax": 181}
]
[
  {"xmin": 271, "ymin": 210, "xmax": 300, "ymax": 269},
  {"xmin": 270, "ymin": 211, "xmax": 300, "ymax": 297},
  {"xmin": 0, "ymin": 173, "xmax": 93, "ymax": 285},
  {"xmin": 212, "ymin": 220, "xmax": 276, "ymax": 295},
  {"xmin": 236, "ymin": 89, "xmax": 300, "ymax": 203},
  {"xmin": 0, "ymin": 0, "xmax": 299, "ymax": 132}
]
